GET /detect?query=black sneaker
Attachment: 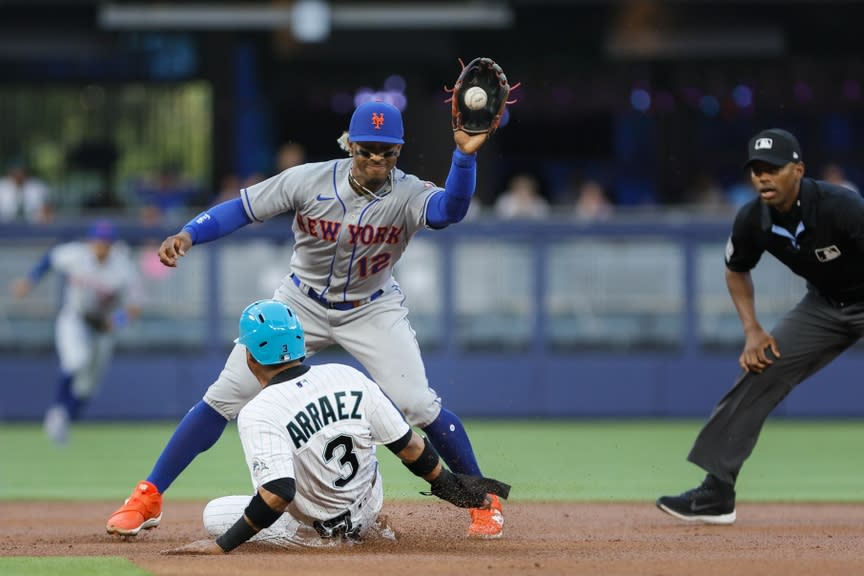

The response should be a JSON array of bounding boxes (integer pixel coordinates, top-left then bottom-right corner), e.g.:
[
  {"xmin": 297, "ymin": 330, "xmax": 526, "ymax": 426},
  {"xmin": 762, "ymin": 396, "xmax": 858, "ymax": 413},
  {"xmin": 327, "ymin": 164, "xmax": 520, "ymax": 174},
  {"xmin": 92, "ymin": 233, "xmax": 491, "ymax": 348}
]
[{"xmin": 656, "ymin": 475, "xmax": 736, "ymax": 525}]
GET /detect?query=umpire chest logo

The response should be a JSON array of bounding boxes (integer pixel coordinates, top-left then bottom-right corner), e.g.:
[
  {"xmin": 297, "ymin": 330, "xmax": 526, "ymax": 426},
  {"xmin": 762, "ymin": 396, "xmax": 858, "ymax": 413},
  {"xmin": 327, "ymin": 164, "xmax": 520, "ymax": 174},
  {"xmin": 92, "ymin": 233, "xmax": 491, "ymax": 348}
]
[{"xmin": 814, "ymin": 245, "xmax": 841, "ymax": 262}]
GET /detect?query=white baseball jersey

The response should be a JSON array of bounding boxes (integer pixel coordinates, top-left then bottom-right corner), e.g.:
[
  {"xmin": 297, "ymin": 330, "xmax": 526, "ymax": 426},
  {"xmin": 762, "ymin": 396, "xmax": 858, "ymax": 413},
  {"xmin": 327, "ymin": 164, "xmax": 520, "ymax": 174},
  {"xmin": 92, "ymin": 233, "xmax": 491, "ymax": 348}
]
[
  {"xmin": 241, "ymin": 159, "xmax": 438, "ymax": 300},
  {"xmin": 48, "ymin": 241, "xmax": 140, "ymax": 397},
  {"xmin": 50, "ymin": 241, "xmax": 139, "ymax": 322},
  {"xmin": 237, "ymin": 362, "xmax": 410, "ymax": 525}
]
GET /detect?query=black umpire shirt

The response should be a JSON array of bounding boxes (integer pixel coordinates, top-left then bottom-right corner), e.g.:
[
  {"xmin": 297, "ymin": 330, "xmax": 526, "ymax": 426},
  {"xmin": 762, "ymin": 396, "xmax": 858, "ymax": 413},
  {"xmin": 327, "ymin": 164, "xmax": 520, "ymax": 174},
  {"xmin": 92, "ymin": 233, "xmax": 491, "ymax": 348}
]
[{"xmin": 725, "ymin": 177, "xmax": 864, "ymax": 306}]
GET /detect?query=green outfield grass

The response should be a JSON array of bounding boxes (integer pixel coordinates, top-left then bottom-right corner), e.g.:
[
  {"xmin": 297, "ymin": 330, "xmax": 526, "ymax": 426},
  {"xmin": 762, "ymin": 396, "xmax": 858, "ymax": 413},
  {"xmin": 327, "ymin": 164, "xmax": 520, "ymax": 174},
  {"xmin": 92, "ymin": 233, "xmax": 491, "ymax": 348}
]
[
  {"xmin": 2, "ymin": 419, "xmax": 864, "ymax": 502},
  {"xmin": 0, "ymin": 557, "xmax": 149, "ymax": 576}
]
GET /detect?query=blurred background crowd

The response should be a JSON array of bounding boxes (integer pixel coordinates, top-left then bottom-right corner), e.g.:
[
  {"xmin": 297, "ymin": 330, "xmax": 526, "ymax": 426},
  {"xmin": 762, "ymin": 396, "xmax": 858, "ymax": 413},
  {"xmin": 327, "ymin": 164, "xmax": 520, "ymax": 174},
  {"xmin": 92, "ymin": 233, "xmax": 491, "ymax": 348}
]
[
  {"xmin": 2, "ymin": 0, "xmax": 862, "ymax": 229},
  {"xmin": 5, "ymin": 0, "xmax": 864, "ymax": 424}
]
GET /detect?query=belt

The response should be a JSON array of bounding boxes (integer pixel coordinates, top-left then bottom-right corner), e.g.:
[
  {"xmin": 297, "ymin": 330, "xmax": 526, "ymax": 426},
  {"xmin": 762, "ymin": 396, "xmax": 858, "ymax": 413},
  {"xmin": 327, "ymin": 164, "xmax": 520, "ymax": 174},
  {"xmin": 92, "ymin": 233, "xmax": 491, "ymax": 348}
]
[
  {"xmin": 814, "ymin": 288, "xmax": 864, "ymax": 309},
  {"xmin": 291, "ymin": 274, "xmax": 383, "ymax": 311},
  {"xmin": 312, "ymin": 463, "xmax": 379, "ymax": 541}
]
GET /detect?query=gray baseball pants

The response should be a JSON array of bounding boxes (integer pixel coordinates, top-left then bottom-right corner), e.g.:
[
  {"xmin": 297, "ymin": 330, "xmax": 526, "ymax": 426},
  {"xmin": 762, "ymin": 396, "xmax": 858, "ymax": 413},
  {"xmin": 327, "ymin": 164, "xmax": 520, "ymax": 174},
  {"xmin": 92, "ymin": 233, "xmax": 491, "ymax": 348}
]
[{"xmin": 688, "ymin": 290, "xmax": 864, "ymax": 485}]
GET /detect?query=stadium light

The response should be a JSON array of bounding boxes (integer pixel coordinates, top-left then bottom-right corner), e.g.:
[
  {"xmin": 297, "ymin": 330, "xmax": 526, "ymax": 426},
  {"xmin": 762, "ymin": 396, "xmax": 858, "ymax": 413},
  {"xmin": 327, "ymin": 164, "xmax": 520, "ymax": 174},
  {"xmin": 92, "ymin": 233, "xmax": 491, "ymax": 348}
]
[{"xmin": 99, "ymin": 2, "xmax": 513, "ymax": 34}]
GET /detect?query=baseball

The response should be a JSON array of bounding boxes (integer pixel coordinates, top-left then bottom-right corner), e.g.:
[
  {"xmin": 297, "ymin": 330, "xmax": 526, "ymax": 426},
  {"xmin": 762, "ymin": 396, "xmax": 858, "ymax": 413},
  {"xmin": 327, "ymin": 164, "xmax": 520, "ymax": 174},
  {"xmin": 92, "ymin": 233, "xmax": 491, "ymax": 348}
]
[{"xmin": 464, "ymin": 86, "xmax": 488, "ymax": 110}]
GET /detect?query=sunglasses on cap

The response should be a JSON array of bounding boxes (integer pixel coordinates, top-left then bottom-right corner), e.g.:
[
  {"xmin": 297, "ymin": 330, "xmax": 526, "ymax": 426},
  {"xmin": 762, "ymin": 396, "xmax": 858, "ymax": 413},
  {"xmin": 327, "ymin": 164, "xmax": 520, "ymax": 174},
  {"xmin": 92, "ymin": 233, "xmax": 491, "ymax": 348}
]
[{"xmin": 354, "ymin": 146, "xmax": 399, "ymax": 159}]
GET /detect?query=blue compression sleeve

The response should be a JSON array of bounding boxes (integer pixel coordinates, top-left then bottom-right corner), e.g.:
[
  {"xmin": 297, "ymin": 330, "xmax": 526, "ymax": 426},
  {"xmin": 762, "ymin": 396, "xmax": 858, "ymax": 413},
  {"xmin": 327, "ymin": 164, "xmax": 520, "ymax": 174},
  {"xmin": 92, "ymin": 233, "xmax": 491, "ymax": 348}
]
[
  {"xmin": 182, "ymin": 197, "xmax": 251, "ymax": 245},
  {"xmin": 27, "ymin": 250, "xmax": 52, "ymax": 283},
  {"xmin": 422, "ymin": 408, "xmax": 482, "ymax": 476},
  {"xmin": 425, "ymin": 149, "xmax": 477, "ymax": 228},
  {"xmin": 147, "ymin": 400, "xmax": 228, "ymax": 493}
]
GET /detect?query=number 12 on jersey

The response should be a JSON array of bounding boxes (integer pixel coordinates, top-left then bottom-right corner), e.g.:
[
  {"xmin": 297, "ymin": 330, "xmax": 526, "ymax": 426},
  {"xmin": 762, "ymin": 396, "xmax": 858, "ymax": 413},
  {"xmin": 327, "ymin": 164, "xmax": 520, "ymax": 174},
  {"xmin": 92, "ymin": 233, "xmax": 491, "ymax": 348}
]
[{"xmin": 357, "ymin": 253, "xmax": 391, "ymax": 278}]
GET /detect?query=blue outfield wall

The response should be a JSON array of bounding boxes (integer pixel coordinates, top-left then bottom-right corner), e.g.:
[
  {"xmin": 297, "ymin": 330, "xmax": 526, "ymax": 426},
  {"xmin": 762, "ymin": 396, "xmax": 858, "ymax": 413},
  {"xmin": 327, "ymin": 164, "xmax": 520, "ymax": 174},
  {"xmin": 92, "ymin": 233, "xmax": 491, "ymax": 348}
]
[
  {"xmin": 2, "ymin": 217, "xmax": 864, "ymax": 421},
  {"xmin": 3, "ymin": 349, "xmax": 864, "ymax": 421}
]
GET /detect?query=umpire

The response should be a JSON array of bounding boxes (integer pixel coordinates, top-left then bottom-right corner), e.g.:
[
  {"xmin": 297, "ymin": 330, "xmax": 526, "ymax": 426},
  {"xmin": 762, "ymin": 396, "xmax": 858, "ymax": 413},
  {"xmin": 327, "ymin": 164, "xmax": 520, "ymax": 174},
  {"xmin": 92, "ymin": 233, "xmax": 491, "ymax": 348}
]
[{"xmin": 658, "ymin": 128, "xmax": 864, "ymax": 524}]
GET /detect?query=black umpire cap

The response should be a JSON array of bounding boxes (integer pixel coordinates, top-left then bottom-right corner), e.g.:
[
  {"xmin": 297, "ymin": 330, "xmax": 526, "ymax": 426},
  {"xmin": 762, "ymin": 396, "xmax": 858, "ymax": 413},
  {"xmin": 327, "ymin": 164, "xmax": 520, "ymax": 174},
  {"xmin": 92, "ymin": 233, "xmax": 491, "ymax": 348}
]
[{"xmin": 745, "ymin": 128, "xmax": 803, "ymax": 167}]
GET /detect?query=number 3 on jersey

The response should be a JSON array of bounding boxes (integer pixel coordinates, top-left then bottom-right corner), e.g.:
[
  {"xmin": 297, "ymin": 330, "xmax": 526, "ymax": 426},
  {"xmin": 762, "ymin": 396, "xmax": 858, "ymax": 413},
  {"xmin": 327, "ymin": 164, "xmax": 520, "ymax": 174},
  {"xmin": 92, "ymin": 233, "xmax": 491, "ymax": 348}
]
[
  {"xmin": 357, "ymin": 253, "xmax": 390, "ymax": 278},
  {"xmin": 324, "ymin": 435, "xmax": 359, "ymax": 488}
]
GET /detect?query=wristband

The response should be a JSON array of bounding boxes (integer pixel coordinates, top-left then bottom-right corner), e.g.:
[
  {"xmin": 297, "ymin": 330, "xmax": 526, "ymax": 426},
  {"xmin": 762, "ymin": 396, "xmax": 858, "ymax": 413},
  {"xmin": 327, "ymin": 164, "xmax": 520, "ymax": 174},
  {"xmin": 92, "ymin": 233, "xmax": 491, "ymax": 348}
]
[
  {"xmin": 215, "ymin": 517, "xmax": 258, "ymax": 553},
  {"xmin": 403, "ymin": 437, "xmax": 440, "ymax": 477}
]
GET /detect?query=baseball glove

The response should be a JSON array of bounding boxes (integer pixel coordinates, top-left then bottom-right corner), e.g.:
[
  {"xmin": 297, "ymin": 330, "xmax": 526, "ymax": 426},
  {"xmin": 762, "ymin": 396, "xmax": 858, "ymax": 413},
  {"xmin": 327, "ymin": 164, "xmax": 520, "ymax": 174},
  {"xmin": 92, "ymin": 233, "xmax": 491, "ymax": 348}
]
[
  {"xmin": 83, "ymin": 311, "xmax": 111, "ymax": 332},
  {"xmin": 446, "ymin": 57, "xmax": 518, "ymax": 135},
  {"xmin": 427, "ymin": 469, "xmax": 511, "ymax": 508}
]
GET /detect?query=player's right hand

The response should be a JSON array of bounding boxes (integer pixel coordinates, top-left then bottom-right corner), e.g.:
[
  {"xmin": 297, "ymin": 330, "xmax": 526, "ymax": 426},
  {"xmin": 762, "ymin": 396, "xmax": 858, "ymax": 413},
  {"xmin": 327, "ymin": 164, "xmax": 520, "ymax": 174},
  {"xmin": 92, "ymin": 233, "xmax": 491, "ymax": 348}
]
[
  {"xmin": 158, "ymin": 231, "xmax": 193, "ymax": 267},
  {"xmin": 739, "ymin": 328, "xmax": 780, "ymax": 373}
]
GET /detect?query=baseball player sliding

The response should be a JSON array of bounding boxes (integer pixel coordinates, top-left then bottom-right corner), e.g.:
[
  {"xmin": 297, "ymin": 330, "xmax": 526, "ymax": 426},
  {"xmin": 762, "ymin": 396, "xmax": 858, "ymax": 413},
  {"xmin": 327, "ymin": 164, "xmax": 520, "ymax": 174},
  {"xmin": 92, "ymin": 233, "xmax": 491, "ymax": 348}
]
[
  {"xmin": 108, "ymin": 97, "xmax": 508, "ymax": 538},
  {"xmin": 163, "ymin": 300, "xmax": 509, "ymax": 554}
]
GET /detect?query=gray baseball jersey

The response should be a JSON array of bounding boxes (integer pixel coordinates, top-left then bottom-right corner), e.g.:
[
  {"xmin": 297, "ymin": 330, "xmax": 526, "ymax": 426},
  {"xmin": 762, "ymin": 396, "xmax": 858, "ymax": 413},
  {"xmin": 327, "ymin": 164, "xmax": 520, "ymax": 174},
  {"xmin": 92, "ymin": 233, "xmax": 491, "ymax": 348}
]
[
  {"xmin": 203, "ymin": 363, "xmax": 409, "ymax": 547},
  {"xmin": 241, "ymin": 159, "xmax": 436, "ymax": 300},
  {"xmin": 203, "ymin": 160, "xmax": 444, "ymax": 427}
]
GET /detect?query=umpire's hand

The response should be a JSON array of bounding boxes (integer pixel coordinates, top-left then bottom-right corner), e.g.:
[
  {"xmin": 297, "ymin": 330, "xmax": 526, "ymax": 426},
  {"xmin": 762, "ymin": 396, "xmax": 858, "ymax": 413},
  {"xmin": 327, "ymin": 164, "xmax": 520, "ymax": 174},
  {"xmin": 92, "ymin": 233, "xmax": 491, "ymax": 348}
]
[
  {"xmin": 740, "ymin": 327, "xmax": 780, "ymax": 373},
  {"xmin": 159, "ymin": 231, "xmax": 193, "ymax": 267}
]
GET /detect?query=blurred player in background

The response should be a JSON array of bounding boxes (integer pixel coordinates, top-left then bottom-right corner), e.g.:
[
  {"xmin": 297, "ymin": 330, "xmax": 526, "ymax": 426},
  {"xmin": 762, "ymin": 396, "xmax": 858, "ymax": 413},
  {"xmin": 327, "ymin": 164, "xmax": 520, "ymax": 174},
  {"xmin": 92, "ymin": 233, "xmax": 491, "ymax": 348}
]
[
  {"xmin": 11, "ymin": 220, "xmax": 141, "ymax": 444},
  {"xmin": 164, "ymin": 300, "xmax": 507, "ymax": 554},
  {"xmin": 107, "ymin": 100, "xmax": 505, "ymax": 539}
]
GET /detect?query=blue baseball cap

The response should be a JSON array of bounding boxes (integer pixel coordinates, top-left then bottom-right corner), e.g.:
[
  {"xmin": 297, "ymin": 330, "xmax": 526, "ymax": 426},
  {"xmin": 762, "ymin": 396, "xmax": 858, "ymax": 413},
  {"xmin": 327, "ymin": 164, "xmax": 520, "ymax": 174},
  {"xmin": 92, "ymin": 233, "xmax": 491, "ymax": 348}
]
[
  {"xmin": 348, "ymin": 101, "xmax": 404, "ymax": 144},
  {"xmin": 88, "ymin": 220, "xmax": 115, "ymax": 242}
]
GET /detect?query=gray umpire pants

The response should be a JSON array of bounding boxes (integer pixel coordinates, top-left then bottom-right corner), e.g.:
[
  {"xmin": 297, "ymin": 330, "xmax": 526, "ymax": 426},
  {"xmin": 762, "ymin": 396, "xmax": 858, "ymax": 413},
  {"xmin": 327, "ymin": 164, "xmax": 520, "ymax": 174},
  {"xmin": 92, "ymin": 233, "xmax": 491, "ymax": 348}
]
[{"xmin": 688, "ymin": 290, "xmax": 864, "ymax": 485}]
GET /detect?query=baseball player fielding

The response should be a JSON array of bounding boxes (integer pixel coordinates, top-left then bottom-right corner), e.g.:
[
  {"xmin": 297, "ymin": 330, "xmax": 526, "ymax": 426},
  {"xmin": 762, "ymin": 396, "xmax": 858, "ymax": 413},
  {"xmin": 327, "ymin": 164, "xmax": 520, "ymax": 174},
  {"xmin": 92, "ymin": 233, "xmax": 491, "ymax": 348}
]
[{"xmin": 107, "ymin": 98, "xmax": 506, "ymax": 541}]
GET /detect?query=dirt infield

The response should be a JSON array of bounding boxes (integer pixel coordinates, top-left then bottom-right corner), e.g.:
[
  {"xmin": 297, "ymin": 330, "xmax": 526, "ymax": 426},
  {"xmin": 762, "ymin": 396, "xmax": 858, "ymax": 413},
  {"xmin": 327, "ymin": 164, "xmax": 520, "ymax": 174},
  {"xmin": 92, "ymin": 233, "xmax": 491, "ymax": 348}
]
[{"xmin": 2, "ymin": 501, "xmax": 864, "ymax": 575}]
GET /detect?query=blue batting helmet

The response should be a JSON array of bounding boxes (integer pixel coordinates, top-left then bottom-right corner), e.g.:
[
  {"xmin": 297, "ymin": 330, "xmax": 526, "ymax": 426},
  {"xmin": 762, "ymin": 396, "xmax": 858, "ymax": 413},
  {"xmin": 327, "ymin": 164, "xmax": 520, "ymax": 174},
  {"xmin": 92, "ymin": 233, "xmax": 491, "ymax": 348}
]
[{"xmin": 235, "ymin": 300, "xmax": 305, "ymax": 365}]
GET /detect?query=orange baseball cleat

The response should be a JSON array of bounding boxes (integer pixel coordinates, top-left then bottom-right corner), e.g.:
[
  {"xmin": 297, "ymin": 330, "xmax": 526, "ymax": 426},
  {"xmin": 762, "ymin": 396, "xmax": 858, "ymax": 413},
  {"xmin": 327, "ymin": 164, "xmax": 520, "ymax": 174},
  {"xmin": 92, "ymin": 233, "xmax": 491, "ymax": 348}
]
[
  {"xmin": 106, "ymin": 480, "xmax": 163, "ymax": 536},
  {"xmin": 467, "ymin": 493, "xmax": 504, "ymax": 539}
]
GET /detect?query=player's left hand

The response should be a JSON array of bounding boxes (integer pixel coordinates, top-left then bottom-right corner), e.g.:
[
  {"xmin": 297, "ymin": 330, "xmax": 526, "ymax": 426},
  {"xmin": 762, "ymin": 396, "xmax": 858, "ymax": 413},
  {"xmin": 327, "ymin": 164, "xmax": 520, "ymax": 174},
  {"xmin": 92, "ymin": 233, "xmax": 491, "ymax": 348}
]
[
  {"xmin": 454, "ymin": 130, "xmax": 489, "ymax": 155},
  {"xmin": 161, "ymin": 539, "xmax": 226, "ymax": 555}
]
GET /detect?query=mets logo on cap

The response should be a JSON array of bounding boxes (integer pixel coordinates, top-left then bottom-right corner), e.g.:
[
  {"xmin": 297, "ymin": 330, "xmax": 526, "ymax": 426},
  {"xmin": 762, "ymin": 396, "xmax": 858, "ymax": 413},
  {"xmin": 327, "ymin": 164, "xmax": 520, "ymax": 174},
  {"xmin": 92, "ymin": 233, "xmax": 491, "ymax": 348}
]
[{"xmin": 348, "ymin": 100, "xmax": 405, "ymax": 144}]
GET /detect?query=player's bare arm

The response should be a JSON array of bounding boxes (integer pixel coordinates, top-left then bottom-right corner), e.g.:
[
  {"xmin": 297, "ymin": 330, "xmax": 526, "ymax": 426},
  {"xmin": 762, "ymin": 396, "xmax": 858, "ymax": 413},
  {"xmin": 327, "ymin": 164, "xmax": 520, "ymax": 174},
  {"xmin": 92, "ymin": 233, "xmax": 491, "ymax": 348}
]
[
  {"xmin": 163, "ymin": 485, "xmax": 291, "ymax": 555},
  {"xmin": 726, "ymin": 268, "xmax": 780, "ymax": 372},
  {"xmin": 396, "ymin": 430, "xmax": 446, "ymax": 480},
  {"xmin": 392, "ymin": 430, "xmax": 508, "ymax": 509},
  {"xmin": 158, "ymin": 231, "xmax": 193, "ymax": 267}
]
